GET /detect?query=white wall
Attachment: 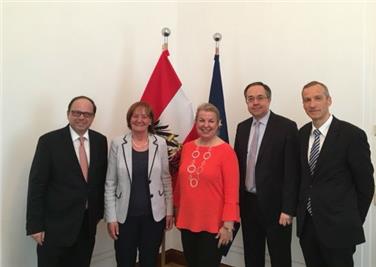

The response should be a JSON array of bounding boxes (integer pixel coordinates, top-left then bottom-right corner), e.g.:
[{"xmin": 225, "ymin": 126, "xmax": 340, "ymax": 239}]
[
  {"xmin": 364, "ymin": 3, "xmax": 376, "ymax": 267},
  {"xmin": 2, "ymin": 1, "xmax": 376, "ymax": 267},
  {"xmin": 0, "ymin": 0, "xmax": 4, "ymax": 264}
]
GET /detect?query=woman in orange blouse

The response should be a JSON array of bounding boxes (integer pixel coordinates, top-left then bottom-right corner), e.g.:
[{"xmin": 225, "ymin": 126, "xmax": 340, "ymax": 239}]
[{"xmin": 175, "ymin": 103, "xmax": 240, "ymax": 267}]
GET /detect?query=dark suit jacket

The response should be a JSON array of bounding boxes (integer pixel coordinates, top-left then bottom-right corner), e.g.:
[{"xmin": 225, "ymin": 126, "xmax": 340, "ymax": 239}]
[
  {"xmin": 234, "ymin": 111, "xmax": 299, "ymax": 224},
  {"xmin": 26, "ymin": 125, "xmax": 108, "ymax": 246},
  {"xmin": 297, "ymin": 117, "xmax": 374, "ymax": 248}
]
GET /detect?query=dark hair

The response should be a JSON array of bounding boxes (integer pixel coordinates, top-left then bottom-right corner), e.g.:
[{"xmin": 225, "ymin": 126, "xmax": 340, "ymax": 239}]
[
  {"xmin": 243, "ymin": 82, "xmax": 272, "ymax": 99},
  {"xmin": 67, "ymin": 96, "xmax": 97, "ymax": 114},
  {"xmin": 302, "ymin": 81, "xmax": 330, "ymax": 97},
  {"xmin": 126, "ymin": 101, "xmax": 155, "ymax": 133}
]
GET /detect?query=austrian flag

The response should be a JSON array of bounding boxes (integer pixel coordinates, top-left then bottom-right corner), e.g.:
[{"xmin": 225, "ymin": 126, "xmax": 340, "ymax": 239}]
[{"xmin": 141, "ymin": 49, "xmax": 196, "ymax": 175}]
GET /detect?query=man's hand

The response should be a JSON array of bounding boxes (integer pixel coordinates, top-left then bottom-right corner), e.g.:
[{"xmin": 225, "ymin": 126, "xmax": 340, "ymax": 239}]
[
  {"xmin": 31, "ymin": 232, "xmax": 45, "ymax": 245},
  {"xmin": 107, "ymin": 222, "xmax": 119, "ymax": 240},
  {"xmin": 279, "ymin": 212, "xmax": 293, "ymax": 226}
]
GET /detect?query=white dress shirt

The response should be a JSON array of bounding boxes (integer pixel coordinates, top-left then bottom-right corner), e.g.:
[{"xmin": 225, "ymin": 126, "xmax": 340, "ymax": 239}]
[
  {"xmin": 247, "ymin": 110, "xmax": 271, "ymax": 160},
  {"xmin": 246, "ymin": 110, "xmax": 271, "ymax": 193},
  {"xmin": 307, "ymin": 115, "xmax": 333, "ymax": 162},
  {"xmin": 69, "ymin": 126, "xmax": 90, "ymax": 164}
]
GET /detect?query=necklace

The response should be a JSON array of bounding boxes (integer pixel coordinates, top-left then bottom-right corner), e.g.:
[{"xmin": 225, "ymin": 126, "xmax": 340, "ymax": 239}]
[
  {"xmin": 186, "ymin": 146, "xmax": 212, "ymax": 188},
  {"xmin": 132, "ymin": 139, "xmax": 148, "ymax": 149}
]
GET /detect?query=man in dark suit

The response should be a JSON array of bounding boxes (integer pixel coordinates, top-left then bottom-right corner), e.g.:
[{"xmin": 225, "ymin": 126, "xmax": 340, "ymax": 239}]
[
  {"xmin": 297, "ymin": 81, "xmax": 374, "ymax": 267},
  {"xmin": 234, "ymin": 82, "xmax": 299, "ymax": 267},
  {"xmin": 26, "ymin": 96, "xmax": 108, "ymax": 267}
]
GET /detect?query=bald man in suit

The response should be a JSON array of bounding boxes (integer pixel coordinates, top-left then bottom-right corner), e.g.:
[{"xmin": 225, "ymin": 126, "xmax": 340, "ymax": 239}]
[{"xmin": 297, "ymin": 81, "xmax": 374, "ymax": 267}]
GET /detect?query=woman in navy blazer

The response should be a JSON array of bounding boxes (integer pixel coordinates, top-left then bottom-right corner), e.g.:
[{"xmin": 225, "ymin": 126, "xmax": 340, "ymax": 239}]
[{"xmin": 104, "ymin": 101, "xmax": 173, "ymax": 267}]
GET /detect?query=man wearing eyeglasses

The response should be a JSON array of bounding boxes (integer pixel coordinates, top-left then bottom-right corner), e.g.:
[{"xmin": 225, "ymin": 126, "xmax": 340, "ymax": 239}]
[
  {"xmin": 234, "ymin": 82, "xmax": 299, "ymax": 267},
  {"xmin": 26, "ymin": 96, "xmax": 108, "ymax": 267}
]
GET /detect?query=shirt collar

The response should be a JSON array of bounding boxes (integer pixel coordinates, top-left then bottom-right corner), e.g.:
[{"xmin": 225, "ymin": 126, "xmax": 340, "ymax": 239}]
[
  {"xmin": 69, "ymin": 125, "xmax": 89, "ymax": 141},
  {"xmin": 311, "ymin": 114, "xmax": 333, "ymax": 137},
  {"xmin": 253, "ymin": 110, "xmax": 271, "ymax": 126}
]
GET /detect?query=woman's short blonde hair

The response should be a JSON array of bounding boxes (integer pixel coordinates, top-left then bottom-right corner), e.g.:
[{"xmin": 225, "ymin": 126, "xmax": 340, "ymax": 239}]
[{"xmin": 195, "ymin": 103, "xmax": 221, "ymax": 123}]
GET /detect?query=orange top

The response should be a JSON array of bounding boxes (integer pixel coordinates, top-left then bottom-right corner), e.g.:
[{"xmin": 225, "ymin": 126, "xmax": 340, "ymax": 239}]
[{"xmin": 175, "ymin": 141, "xmax": 240, "ymax": 234}]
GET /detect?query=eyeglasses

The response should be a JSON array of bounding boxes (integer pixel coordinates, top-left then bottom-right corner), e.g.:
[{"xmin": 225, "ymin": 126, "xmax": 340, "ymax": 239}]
[
  {"xmin": 246, "ymin": 95, "xmax": 268, "ymax": 103},
  {"xmin": 70, "ymin": 110, "xmax": 94, "ymax": 118}
]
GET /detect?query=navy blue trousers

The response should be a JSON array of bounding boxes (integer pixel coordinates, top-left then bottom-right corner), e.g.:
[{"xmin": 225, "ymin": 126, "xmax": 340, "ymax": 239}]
[{"xmin": 115, "ymin": 214, "xmax": 165, "ymax": 267}]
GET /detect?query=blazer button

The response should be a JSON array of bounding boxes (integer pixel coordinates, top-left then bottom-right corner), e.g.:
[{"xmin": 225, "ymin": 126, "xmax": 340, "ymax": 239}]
[
  {"xmin": 148, "ymin": 180, "xmax": 152, "ymax": 184},
  {"xmin": 150, "ymin": 194, "xmax": 154, "ymax": 198}
]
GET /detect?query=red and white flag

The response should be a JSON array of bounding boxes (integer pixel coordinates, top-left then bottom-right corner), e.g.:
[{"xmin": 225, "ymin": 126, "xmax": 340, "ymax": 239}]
[{"xmin": 141, "ymin": 49, "xmax": 197, "ymax": 176}]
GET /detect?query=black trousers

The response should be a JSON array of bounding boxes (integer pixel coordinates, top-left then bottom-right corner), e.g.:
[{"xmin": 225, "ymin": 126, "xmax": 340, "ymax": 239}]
[
  {"xmin": 115, "ymin": 214, "xmax": 165, "ymax": 267},
  {"xmin": 36, "ymin": 211, "xmax": 95, "ymax": 267},
  {"xmin": 181, "ymin": 229, "xmax": 222, "ymax": 267},
  {"xmin": 241, "ymin": 192, "xmax": 292, "ymax": 267},
  {"xmin": 300, "ymin": 213, "xmax": 355, "ymax": 267}
]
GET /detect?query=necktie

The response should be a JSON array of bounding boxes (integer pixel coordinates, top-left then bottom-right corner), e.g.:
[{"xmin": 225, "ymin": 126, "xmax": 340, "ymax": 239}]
[
  {"xmin": 79, "ymin": 136, "xmax": 89, "ymax": 181},
  {"xmin": 245, "ymin": 121, "xmax": 260, "ymax": 191},
  {"xmin": 309, "ymin": 129, "xmax": 321, "ymax": 175},
  {"xmin": 307, "ymin": 129, "xmax": 321, "ymax": 215}
]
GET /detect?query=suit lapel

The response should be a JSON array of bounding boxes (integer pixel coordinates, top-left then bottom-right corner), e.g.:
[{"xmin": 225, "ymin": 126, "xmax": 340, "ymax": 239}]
[
  {"xmin": 240, "ymin": 118, "xmax": 252, "ymax": 166},
  {"xmin": 256, "ymin": 112, "xmax": 274, "ymax": 163},
  {"xmin": 64, "ymin": 125, "xmax": 87, "ymax": 182},
  {"xmin": 121, "ymin": 134, "xmax": 132, "ymax": 182},
  {"xmin": 313, "ymin": 117, "xmax": 339, "ymax": 176},
  {"xmin": 300, "ymin": 124, "xmax": 311, "ymax": 173},
  {"xmin": 88, "ymin": 130, "xmax": 96, "ymax": 182},
  {"xmin": 148, "ymin": 135, "xmax": 158, "ymax": 179}
]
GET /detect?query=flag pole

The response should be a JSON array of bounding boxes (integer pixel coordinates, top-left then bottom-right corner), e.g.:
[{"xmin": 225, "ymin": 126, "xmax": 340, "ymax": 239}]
[
  {"xmin": 213, "ymin": 32, "xmax": 222, "ymax": 55},
  {"xmin": 209, "ymin": 32, "xmax": 230, "ymax": 143},
  {"xmin": 160, "ymin": 27, "xmax": 170, "ymax": 267},
  {"xmin": 162, "ymin": 27, "xmax": 171, "ymax": 51}
]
